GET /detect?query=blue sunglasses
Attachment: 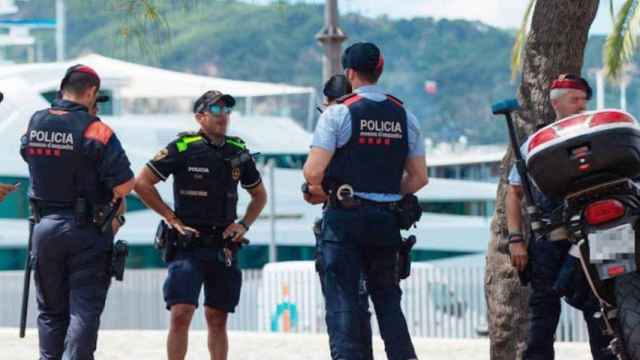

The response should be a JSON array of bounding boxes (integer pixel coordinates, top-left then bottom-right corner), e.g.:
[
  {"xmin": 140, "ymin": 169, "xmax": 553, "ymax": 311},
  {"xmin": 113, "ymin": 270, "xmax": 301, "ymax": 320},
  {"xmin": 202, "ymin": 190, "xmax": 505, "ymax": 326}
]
[{"xmin": 208, "ymin": 103, "xmax": 233, "ymax": 115}]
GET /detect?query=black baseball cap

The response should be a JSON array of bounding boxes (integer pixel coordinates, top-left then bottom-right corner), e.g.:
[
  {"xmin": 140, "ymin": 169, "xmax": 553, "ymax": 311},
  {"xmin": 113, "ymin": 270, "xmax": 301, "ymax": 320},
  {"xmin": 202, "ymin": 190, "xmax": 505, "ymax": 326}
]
[
  {"xmin": 323, "ymin": 74, "xmax": 352, "ymax": 100},
  {"xmin": 60, "ymin": 64, "xmax": 101, "ymax": 91},
  {"xmin": 193, "ymin": 90, "xmax": 236, "ymax": 113},
  {"xmin": 341, "ymin": 42, "xmax": 384, "ymax": 75}
]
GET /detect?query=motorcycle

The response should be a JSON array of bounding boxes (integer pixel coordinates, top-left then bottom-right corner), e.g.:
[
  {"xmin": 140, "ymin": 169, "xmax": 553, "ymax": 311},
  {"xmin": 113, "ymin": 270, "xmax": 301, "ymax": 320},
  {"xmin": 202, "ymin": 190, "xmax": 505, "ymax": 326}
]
[{"xmin": 493, "ymin": 99, "xmax": 640, "ymax": 359}]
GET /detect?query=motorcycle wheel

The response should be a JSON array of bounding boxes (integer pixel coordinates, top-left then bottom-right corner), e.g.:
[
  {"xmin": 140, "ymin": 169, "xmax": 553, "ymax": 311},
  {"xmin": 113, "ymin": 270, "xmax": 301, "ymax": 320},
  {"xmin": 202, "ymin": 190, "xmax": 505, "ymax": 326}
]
[{"xmin": 615, "ymin": 271, "xmax": 640, "ymax": 359}]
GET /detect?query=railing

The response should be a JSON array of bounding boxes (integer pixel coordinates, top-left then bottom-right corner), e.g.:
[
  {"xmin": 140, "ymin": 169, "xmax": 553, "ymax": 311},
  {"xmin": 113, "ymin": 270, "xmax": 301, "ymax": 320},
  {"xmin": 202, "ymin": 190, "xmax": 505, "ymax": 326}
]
[{"xmin": 0, "ymin": 264, "xmax": 588, "ymax": 341}]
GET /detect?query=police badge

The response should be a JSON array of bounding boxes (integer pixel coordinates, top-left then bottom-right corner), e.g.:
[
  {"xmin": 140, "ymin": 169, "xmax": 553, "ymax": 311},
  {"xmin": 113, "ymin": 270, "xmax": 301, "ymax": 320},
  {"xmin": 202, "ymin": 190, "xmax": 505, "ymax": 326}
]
[
  {"xmin": 153, "ymin": 148, "xmax": 168, "ymax": 161},
  {"xmin": 232, "ymin": 167, "xmax": 241, "ymax": 181}
]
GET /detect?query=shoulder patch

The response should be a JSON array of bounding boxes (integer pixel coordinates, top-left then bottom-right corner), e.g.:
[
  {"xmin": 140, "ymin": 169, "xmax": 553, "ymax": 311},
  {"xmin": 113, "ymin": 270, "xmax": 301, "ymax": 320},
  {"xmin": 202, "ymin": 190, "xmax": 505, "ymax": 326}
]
[
  {"xmin": 84, "ymin": 121, "xmax": 113, "ymax": 145},
  {"xmin": 153, "ymin": 148, "xmax": 169, "ymax": 161},
  {"xmin": 386, "ymin": 94, "xmax": 404, "ymax": 107},
  {"xmin": 226, "ymin": 136, "xmax": 246, "ymax": 150}
]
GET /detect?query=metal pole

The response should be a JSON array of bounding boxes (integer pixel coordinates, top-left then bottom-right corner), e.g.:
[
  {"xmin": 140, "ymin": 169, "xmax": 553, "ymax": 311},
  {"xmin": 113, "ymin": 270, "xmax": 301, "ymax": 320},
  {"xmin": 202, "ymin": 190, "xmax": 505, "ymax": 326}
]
[
  {"xmin": 56, "ymin": 0, "xmax": 65, "ymax": 61},
  {"xmin": 306, "ymin": 90, "xmax": 317, "ymax": 131},
  {"xmin": 268, "ymin": 159, "xmax": 277, "ymax": 262},
  {"xmin": 621, "ymin": 81, "xmax": 627, "ymax": 111},
  {"xmin": 316, "ymin": 0, "xmax": 347, "ymax": 83},
  {"xmin": 596, "ymin": 69, "xmax": 605, "ymax": 110}
]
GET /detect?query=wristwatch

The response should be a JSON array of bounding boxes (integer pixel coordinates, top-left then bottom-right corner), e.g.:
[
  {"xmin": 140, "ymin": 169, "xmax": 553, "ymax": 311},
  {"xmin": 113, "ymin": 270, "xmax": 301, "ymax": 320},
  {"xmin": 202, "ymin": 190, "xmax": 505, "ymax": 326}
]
[
  {"xmin": 508, "ymin": 233, "xmax": 524, "ymax": 244},
  {"xmin": 115, "ymin": 215, "xmax": 126, "ymax": 226},
  {"xmin": 238, "ymin": 219, "xmax": 249, "ymax": 232}
]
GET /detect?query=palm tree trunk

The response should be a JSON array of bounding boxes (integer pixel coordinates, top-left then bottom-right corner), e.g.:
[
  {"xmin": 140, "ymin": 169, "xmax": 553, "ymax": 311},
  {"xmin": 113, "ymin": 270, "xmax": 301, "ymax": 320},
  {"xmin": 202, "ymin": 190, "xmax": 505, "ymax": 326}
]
[{"xmin": 485, "ymin": 1, "xmax": 599, "ymax": 358}]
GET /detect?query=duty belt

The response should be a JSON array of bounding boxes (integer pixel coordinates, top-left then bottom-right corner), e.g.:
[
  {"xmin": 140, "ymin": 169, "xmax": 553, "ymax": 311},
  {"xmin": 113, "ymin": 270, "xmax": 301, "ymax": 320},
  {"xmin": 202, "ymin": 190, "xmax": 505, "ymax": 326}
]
[
  {"xmin": 327, "ymin": 195, "xmax": 399, "ymax": 210},
  {"xmin": 175, "ymin": 227, "xmax": 229, "ymax": 249}
]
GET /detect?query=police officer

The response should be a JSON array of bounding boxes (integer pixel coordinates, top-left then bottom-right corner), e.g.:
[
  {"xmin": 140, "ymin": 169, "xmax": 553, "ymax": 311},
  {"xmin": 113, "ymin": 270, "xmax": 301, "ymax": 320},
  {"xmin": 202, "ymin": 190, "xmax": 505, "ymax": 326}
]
[
  {"xmin": 312, "ymin": 74, "xmax": 374, "ymax": 360},
  {"xmin": 0, "ymin": 182, "xmax": 18, "ymax": 202},
  {"xmin": 134, "ymin": 90, "xmax": 267, "ymax": 360},
  {"xmin": 506, "ymin": 74, "xmax": 615, "ymax": 360},
  {"xmin": 20, "ymin": 64, "xmax": 135, "ymax": 360},
  {"xmin": 303, "ymin": 42, "xmax": 428, "ymax": 360}
]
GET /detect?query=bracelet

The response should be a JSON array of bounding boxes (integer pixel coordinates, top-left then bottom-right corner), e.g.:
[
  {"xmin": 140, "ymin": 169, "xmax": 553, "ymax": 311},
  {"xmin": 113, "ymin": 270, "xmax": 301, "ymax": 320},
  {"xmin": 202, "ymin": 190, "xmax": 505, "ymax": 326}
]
[
  {"xmin": 508, "ymin": 233, "xmax": 524, "ymax": 244},
  {"xmin": 238, "ymin": 219, "xmax": 250, "ymax": 232}
]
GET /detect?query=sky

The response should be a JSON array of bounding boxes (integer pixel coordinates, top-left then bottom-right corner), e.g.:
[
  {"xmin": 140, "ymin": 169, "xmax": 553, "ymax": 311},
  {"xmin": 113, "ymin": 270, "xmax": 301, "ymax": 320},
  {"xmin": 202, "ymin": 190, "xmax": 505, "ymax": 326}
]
[{"xmin": 244, "ymin": 0, "xmax": 620, "ymax": 35}]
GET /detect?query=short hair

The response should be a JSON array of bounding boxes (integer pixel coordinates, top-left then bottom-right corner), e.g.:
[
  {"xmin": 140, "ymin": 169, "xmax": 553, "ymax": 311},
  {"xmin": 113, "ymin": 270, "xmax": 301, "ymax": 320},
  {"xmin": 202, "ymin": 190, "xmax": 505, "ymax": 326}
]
[
  {"xmin": 61, "ymin": 72, "xmax": 100, "ymax": 96},
  {"xmin": 355, "ymin": 69, "xmax": 381, "ymax": 84},
  {"xmin": 550, "ymin": 88, "xmax": 570, "ymax": 101}
]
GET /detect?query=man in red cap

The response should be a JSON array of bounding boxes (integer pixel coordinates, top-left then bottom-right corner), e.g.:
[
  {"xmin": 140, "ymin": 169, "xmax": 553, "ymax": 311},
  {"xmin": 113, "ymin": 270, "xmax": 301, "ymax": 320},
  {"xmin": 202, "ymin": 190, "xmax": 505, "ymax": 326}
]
[
  {"xmin": 20, "ymin": 64, "xmax": 134, "ymax": 360},
  {"xmin": 505, "ymin": 74, "xmax": 614, "ymax": 359}
]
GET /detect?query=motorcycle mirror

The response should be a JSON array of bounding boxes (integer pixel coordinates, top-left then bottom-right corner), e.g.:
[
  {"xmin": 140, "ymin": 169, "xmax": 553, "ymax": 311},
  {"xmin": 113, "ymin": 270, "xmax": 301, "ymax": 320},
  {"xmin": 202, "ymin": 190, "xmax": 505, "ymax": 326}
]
[{"xmin": 491, "ymin": 98, "xmax": 520, "ymax": 116}]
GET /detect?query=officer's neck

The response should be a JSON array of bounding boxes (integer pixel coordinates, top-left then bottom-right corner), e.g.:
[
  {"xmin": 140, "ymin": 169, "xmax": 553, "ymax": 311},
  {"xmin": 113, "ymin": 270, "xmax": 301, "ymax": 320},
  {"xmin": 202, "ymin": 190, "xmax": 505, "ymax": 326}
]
[
  {"xmin": 61, "ymin": 93, "xmax": 92, "ymax": 110},
  {"xmin": 200, "ymin": 130, "xmax": 225, "ymax": 146},
  {"xmin": 351, "ymin": 79, "xmax": 376, "ymax": 91}
]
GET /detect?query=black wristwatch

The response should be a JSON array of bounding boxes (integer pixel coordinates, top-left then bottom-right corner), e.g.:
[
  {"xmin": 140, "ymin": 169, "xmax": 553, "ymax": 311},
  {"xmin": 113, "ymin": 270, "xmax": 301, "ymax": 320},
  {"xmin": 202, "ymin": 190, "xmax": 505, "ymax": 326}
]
[
  {"xmin": 115, "ymin": 215, "xmax": 126, "ymax": 226},
  {"xmin": 238, "ymin": 219, "xmax": 249, "ymax": 232}
]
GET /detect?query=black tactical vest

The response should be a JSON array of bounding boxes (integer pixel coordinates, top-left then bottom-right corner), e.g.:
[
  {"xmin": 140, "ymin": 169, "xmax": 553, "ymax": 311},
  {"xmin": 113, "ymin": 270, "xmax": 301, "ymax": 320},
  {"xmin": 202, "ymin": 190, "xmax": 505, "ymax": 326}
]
[
  {"xmin": 325, "ymin": 94, "xmax": 409, "ymax": 194},
  {"xmin": 23, "ymin": 103, "xmax": 110, "ymax": 207},
  {"xmin": 172, "ymin": 134, "xmax": 249, "ymax": 226}
]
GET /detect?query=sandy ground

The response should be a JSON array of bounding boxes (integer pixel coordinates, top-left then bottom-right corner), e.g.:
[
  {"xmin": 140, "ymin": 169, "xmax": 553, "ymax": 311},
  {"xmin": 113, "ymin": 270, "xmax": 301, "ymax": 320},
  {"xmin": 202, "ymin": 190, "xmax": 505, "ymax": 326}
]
[{"xmin": 3, "ymin": 328, "xmax": 590, "ymax": 359}]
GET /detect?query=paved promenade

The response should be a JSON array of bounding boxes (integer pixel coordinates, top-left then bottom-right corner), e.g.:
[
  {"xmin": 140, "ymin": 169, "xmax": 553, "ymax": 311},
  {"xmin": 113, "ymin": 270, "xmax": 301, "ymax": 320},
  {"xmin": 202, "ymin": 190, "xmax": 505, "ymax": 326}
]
[{"xmin": 3, "ymin": 328, "xmax": 590, "ymax": 359}]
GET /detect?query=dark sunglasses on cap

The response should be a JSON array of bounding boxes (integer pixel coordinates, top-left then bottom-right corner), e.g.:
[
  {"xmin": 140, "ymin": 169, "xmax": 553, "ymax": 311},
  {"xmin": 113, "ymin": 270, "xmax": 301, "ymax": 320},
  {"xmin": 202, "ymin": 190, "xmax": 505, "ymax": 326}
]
[{"xmin": 207, "ymin": 103, "xmax": 233, "ymax": 115}]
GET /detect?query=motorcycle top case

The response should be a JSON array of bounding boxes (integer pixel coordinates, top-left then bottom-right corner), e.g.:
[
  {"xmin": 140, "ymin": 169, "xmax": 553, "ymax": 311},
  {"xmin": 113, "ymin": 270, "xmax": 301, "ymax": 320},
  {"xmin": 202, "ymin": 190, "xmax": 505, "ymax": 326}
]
[{"xmin": 526, "ymin": 110, "xmax": 640, "ymax": 201}]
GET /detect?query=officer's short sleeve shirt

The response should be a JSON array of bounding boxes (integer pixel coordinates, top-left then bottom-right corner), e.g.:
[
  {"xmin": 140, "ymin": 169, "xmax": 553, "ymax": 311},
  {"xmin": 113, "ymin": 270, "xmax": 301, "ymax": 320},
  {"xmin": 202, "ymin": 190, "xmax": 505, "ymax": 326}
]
[
  {"xmin": 239, "ymin": 149, "xmax": 262, "ymax": 190},
  {"xmin": 508, "ymin": 139, "xmax": 531, "ymax": 186},
  {"xmin": 147, "ymin": 139, "xmax": 182, "ymax": 181}
]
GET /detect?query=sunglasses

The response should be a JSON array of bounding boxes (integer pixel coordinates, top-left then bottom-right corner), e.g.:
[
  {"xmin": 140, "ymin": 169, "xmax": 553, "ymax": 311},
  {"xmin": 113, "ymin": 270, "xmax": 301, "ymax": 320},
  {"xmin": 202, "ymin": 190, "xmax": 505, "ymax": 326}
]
[{"xmin": 207, "ymin": 103, "xmax": 233, "ymax": 115}]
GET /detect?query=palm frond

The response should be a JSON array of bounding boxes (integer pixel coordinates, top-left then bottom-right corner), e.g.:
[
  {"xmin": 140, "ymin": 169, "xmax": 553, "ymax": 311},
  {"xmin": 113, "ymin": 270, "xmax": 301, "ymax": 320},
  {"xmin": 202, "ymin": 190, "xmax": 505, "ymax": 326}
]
[
  {"xmin": 604, "ymin": 0, "xmax": 640, "ymax": 80},
  {"xmin": 510, "ymin": 0, "xmax": 537, "ymax": 80}
]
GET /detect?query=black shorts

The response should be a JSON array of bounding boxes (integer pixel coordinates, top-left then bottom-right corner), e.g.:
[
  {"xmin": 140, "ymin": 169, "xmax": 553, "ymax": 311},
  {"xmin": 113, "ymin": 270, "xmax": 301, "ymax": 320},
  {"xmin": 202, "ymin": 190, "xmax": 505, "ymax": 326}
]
[{"xmin": 163, "ymin": 248, "xmax": 242, "ymax": 313}]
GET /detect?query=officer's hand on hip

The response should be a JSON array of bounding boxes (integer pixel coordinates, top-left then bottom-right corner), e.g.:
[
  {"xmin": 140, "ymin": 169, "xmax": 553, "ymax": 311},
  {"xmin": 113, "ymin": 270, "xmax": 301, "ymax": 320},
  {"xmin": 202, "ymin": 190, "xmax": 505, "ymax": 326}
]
[
  {"xmin": 165, "ymin": 214, "xmax": 200, "ymax": 237},
  {"xmin": 0, "ymin": 183, "xmax": 17, "ymax": 202},
  {"xmin": 302, "ymin": 183, "xmax": 327, "ymax": 205},
  {"xmin": 223, "ymin": 222, "xmax": 247, "ymax": 243},
  {"xmin": 509, "ymin": 242, "xmax": 528, "ymax": 272},
  {"xmin": 304, "ymin": 192, "xmax": 327, "ymax": 205}
]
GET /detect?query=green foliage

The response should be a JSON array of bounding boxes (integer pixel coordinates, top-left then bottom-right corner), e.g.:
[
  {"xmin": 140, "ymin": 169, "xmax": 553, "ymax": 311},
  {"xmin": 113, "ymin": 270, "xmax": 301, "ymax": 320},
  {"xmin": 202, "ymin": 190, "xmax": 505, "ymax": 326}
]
[
  {"xmin": 12, "ymin": 0, "xmax": 637, "ymax": 145},
  {"xmin": 604, "ymin": 0, "xmax": 640, "ymax": 79}
]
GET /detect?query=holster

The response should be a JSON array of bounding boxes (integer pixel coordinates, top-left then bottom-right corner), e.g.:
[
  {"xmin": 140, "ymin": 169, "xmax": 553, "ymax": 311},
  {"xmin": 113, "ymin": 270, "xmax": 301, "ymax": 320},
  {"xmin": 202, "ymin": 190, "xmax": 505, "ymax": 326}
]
[
  {"xmin": 111, "ymin": 240, "xmax": 128, "ymax": 281},
  {"xmin": 394, "ymin": 194, "xmax": 423, "ymax": 230},
  {"xmin": 154, "ymin": 220, "xmax": 177, "ymax": 263},
  {"xmin": 398, "ymin": 235, "xmax": 416, "ymax": 280}
]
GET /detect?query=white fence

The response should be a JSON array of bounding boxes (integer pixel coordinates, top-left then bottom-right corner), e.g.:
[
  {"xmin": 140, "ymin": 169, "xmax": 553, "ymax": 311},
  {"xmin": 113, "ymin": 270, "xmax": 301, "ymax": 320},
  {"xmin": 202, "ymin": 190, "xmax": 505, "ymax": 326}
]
[{"xmin": 0, "ymin": 263, "xmax": 589, "ymax": 341}]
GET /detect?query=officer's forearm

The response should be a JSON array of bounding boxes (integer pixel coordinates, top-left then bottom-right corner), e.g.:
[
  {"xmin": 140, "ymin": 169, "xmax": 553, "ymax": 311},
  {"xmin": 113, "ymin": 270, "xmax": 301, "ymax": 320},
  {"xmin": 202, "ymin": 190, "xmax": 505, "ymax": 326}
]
[
  {"xmin": 400, "ymin": 174, "xmax": 428, "ymax": 195},
  {"xmin": 134, "ymin": 174, "xmax": 175, "ymax": 220},
  {"xmin": 400, "ymin": 156, "xmax": 428, "ymax": 195},
  {"xmin": 242, "ymin": 183, "xmax": 267, "ymax": 227},
  {"xmin": 506, "ymin": 186, "xmax": 524, "ymax": 233}
]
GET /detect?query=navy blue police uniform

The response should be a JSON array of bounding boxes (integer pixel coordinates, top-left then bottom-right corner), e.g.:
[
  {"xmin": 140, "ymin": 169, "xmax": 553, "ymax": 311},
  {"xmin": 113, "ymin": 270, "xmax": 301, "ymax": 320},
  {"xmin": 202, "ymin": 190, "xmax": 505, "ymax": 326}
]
[
  {"xmin": 147, "ymin": 132, "xmax": 261, "ymax": 312},
  {"xmin": 20, "ymin": 98, "xmax": 133, "ymax": 360},
  {"xmin": 318, "ymin": 91, "xmax": 416, "ymax": 360}
]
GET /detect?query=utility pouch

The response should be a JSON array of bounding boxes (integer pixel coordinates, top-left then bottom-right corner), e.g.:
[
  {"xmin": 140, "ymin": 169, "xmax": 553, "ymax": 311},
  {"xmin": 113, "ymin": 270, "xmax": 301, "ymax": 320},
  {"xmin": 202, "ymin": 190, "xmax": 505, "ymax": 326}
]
[
  {"xmin": 111, "ymin": 240, "xmax": 128, "ymax": 281},
  {"xmin": 398, "ymin": 235, "xmax": 417, "ymax": 280},
  {"xmin": 395, "ymin": 194, "xmax": 422, "ymax": 230}
]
